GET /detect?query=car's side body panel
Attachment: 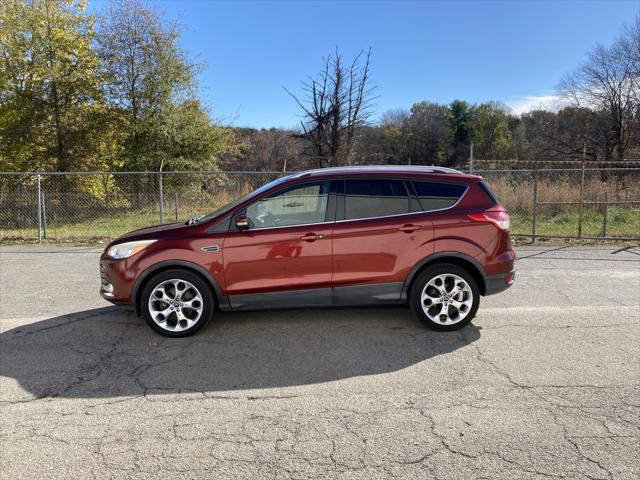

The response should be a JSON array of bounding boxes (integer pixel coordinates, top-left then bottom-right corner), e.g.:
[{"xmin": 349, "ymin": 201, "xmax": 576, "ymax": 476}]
[
  {"xmin": 221, "ymin": 223, "xmax": 335, "ymax": 295},
  {"xmin": 332, "ymin": 212, "xmax": 434, "ymax": 289}
]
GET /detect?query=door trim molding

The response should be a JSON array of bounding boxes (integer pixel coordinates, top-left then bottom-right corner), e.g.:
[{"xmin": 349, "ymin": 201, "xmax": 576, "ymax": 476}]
[{"xmin": 222, "ymin": 282, "xmax": 405, "ymax": 311}]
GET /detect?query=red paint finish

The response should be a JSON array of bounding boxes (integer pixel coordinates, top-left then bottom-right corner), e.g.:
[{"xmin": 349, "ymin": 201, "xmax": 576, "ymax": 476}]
[
  {"xmin": 99, "ymin": 166, "xmax": 515, "ymax": 309},
  {"xmin": 332, "ymin": 213, "xmax": 434, "ymax": 286},
  {"xmin": 222, "ymin": 224, "xmax": 334, "ymax": 295}
]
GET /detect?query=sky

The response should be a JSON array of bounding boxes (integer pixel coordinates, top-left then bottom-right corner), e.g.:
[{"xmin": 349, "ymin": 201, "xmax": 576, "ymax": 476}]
[{"xmin": 89, "ymin": 0, "xmax": 639, "ymax": 129}]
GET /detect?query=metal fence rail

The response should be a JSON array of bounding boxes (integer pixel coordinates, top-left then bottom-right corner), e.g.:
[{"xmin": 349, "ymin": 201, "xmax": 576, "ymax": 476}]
[{"xmin": 1, "ymin": 166, "xmax": 639, "ymax": 242}]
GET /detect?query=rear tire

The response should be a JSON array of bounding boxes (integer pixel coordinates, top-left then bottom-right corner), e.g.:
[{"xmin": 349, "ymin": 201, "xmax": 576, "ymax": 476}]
[
  {"xmin": 410, "ymin": 264, "xmax": 479, "ymax": 331},
  {"xmin": 141, "ymin": 269, "xmax": 214, "ymax": 337}
]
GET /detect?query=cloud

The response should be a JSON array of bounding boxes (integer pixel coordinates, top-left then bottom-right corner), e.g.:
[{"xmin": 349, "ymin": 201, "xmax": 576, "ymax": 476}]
[{"xmin": 507, "ymin": 95, "xmax": 561, "ymax": 115}]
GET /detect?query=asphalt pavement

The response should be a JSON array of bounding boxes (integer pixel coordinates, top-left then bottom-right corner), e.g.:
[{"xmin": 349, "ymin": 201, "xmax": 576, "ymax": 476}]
[{"xmin": 0, "ymin": 245, "xmax": 638, "ymax": 479}]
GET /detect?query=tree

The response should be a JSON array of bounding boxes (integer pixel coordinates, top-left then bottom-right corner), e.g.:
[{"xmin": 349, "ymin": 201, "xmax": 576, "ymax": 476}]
[
  {"xmin": 470, "ymin": 101, "xmax": 513, "ymax": 159},
  {"xmin": 286, "ymin": 49, "xmax": 375, "ymax": 168},
  {"xmin": 379, "ymin": 109, "xmax": 410, "ymax": 164},
  {"xmin": 404, "ymin": 102, "xmax": 452, "ymax": 164},
  {"xmin": 559, "ymin": 17, "xmax": 639, "ymax": 161},
  {"xmin": 0, "ymin": 0, "xmax": 100, "ymax": 172},
  {"xmin": 448, "ymin": 100, "xmax": 473, "ymax": 164},
  {"xmin": 97, "ymin": 0, "xmax": 218, "ymax": 172},
  {"xmin": 517, "ymin": 109, "xmax": 559, "ymax": 160},
  {"xmin": 229, "ymin": 128, "xmax": 303, "ymax": 172}
]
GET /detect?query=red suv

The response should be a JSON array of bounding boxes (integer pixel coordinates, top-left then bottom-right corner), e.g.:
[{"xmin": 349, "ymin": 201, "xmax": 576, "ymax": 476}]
[{"xmin": 100, "ymin": 166, "xmax": 515, "ymax": 336}]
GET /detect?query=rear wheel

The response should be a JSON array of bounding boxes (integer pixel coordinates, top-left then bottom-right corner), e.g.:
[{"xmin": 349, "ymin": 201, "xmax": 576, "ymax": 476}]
[
  {"xmin": 141, "ymin": 269, "xmax": 214, "ymax": 337},
  {"xmin": 410, "ymin": 264, "xmax": 479, "ymax": 331}
]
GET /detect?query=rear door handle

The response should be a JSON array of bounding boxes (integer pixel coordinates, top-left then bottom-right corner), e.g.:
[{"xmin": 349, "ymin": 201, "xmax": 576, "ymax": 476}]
[
  {"xmin": 399, "ymin": 224, "xmax": 422, "ymax": 233},
  {"xmin": 300, "ymin": 233, "xmax": 323, "ymax": 242}
]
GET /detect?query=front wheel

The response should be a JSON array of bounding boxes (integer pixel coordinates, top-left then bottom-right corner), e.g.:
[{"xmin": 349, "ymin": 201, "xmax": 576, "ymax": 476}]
[
  {"xmin": 141, "ymin": 269, "xmax": 214, "ymax": 337},
  {"xmin": 410, "ymin": 264, "xmax": 479, "ymax": 331}
]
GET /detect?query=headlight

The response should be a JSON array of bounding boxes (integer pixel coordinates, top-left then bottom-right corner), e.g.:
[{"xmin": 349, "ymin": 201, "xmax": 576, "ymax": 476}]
[{"xmin": 107, "ymin": 240, "xmax": 157, "ymax": 259}]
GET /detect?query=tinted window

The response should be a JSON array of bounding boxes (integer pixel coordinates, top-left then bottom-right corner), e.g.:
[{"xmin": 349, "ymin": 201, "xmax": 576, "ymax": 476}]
[
  {"xmin": 344, "ymin": 179, "xmax": 410, "ymax": 220},
  {"xmin": 246, "ymin": 182, "xmax": 329, "ymax": 229},
  {"xmin": 412, "ymin": 181, "xmax": 466, "ymax": 211}
]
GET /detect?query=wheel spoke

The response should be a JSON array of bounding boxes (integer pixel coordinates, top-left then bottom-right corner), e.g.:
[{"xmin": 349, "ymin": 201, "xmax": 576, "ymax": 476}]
[{"xmin": 182, "ymin": 297, "xmax": 202, "ymax": 310}]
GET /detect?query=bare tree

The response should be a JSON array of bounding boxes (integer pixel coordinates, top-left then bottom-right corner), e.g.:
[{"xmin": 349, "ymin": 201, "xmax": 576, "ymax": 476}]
[
  {"xmin": 285, "ymin": 49, "xmax": 375, "ymax": 168},
  {"xmin": 559, "ymin": 18, "xmax": 639, "ymax": 161},
  {"xmin": 246, "ymin": 128, "xmax": 303, "ymax": 172}
]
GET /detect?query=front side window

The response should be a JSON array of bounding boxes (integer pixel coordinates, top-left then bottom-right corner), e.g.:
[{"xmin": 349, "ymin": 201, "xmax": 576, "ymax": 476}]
[
  {"xmin": 412, "ymin": 181, "xmax": 466, "ymax": 211},
  {"xmin": 246, "ymin": 182, "xmax": 329, "ymax": 229},
  {"xmin": 344, "ymin": 179, "xmax": 410, "ymax": 220}
]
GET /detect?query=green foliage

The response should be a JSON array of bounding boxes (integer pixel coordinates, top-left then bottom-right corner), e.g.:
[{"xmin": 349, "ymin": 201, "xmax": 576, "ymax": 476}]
[
  {"xmin": 0, "ymin": 0, "xmax": 237, "ymax": 174},
  {"xmin": 377, "ymin": 100, "xmax": 517, "ymax": 166},
  {"xmin": 0, "ymin": 0, "xmax": 101, "ymax": 172},
  {"xmin": 470, "ymin": 101, "xmax": 513, "ymax": 159}
]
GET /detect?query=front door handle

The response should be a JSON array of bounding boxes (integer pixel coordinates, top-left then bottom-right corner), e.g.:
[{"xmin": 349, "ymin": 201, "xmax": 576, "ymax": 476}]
[
  {"xmin": 300, "ymin": 233, "xmax": 323, "ymax": 242},
  {"xmin": 399, "ymin": 224, "xmax": 422, "ymax": 233}
]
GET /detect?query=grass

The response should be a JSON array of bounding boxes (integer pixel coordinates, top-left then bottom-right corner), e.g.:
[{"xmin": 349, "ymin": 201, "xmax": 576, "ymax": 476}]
[
  {"xmin": 0, "ymin": 209, "xmax": 168, "ymax": 244},
  {"xmin": 510, "ymin": 206, "xmax": 640, "ymax": 238},
  {"xmin": 1, "ymin": 206, "xmax": 638, "ymax": 245}
]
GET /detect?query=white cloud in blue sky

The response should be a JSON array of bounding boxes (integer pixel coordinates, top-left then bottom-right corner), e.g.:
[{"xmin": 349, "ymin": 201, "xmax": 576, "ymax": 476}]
[{"xmin": 507, "ymin": 95, "xmax": 562, "ymax": 115}]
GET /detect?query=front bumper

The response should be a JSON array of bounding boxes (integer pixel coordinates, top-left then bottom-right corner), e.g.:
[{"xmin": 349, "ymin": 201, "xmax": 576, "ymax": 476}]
[
  {"xmin": 484, "ymin": 268, "xmax": 516, "ymax": 295},
  {"xmin": 100, "ymin": 257, "xmax": 134, "ymax": 304}
]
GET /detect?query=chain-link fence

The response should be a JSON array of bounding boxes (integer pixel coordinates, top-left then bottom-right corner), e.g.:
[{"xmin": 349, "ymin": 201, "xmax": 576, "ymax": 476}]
[{"xmin": 1, "ymin": 165, "xmax": 639, "ymax": 242}]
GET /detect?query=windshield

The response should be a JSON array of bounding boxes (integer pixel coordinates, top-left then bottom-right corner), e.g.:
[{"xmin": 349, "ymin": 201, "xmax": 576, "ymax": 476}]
[{"xmin": 188, "ymin": 176, "xmax": 290, "ymax": 225}]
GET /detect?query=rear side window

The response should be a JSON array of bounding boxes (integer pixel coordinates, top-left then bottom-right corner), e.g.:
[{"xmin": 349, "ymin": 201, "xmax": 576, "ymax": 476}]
[
  {"xmin": 412, "ymin": 181, "xmax": 467, "ymax": 211},
  {"xmin": 344, "ymin": 179, "xmax": 410, "ymax": 220}
]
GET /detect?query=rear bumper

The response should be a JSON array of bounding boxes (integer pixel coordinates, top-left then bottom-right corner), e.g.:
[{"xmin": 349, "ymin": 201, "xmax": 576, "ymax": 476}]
[{"xmin": 484, "ymin": 268, "xmax": 515, "ymax": 295}]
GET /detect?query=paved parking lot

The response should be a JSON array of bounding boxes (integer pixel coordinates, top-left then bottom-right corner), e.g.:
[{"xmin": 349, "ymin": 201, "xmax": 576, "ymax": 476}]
[{"xmin": 1, "ymin": 245, "xmax": 639, "ymax": 479}]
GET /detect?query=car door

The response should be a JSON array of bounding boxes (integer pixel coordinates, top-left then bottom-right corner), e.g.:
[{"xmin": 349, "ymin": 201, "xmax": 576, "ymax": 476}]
[
  {"xmin": 222, "ymin": 181, "xmax": 335, "ymax": 308},
  {"xmin": 331, "ymin": 178, "xmax": 434, "ymax": 304}
]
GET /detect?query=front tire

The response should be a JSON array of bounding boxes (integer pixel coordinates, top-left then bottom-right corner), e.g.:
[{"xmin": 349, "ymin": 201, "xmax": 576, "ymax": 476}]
[
  {"xmin": 141, "ymin": 269, "xmax": 214, "ymax": 337},
  {"xmin": 410, "ymin": 264, "xmax": 479, "ymax": 331}
]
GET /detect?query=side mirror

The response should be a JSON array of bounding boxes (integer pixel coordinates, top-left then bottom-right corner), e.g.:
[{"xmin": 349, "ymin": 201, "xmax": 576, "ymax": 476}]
[{"xmin": 235, "ymin": 215, "xmax": 250, "ymax": 231}]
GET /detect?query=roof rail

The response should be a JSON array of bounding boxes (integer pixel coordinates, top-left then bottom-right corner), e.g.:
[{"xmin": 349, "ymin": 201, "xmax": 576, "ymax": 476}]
[{"xmin": 290, "ymin": 165, "xmax": 464, "ymax": 178}]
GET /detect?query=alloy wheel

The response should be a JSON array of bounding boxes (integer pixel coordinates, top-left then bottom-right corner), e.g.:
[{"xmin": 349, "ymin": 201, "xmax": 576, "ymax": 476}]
[
  {"xmin": 148, "ymin": 279, "xmax": 204, "ymax": 332},
  {"xmin": 420, "ymin": 273, "xmax": 474, "ymax": 325}
]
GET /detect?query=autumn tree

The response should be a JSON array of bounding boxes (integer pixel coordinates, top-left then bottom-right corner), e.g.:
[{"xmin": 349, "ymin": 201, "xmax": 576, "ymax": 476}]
[
  {"xmin": 0, "ymin": 0, "xmax": 100, "ymax": 172},
  {"xmin": 96, "ymin": 0, "xmax": 233, "ymax": 172}
]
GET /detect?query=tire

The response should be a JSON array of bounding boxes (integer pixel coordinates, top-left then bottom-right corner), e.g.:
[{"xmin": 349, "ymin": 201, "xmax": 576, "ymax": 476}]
[
  {"xmin": 141, "ymin": 269, "xmax": 214, "ymax": 337},
  {"xmin": 410, "ymin": 264, "xmax": 480, "ymax": 331}
]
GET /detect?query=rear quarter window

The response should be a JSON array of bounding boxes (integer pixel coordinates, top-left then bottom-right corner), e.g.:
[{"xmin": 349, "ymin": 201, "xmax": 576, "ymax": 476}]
[{"xmin": 411, "ymin": 181, "xmax": 467, "ymax": 211}]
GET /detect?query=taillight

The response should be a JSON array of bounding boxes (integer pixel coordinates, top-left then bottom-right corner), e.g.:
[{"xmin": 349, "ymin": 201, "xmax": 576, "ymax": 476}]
[{"xmin": 468, "ymin": 210, "xmax": 510, "ymax": 230}]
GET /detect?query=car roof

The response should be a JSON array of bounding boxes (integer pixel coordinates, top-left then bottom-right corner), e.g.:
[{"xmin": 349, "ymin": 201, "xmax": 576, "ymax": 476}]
[{"xmin": 288, "ymin": 165, "xmax": 481, "ymax": 181}]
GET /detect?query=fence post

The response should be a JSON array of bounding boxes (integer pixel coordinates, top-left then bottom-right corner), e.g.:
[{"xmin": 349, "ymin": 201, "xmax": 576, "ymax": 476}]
[
  {"xmin": 174, "ymin": 193, "xmax": 178, "ymax": 221},
  {"xmin": 41, "ymin": 191, "xmax": 47, "ymax": 240},
  {"xmin": 531, "ymin": 166, "xmax": 538, "ymax": 243},
  {"xmin": 36, "ymin": 174, "xmax": 42, "ymax": 242},
  {"xmin": 469, "ymin": 143, "xmax": 474, "ymax": 174},
  {"xmin": 577, "ymin": 144, "xmax": 586, "ymax": 239},
  {"xmin": 602, "ymin": 190, "xmax": 608, "ymax": 238},
  {"xmin": 158, "ymin": 172, "xmax": 164, "ymax": 224}
]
